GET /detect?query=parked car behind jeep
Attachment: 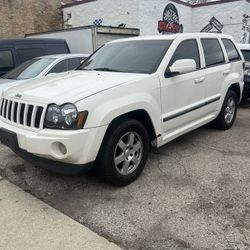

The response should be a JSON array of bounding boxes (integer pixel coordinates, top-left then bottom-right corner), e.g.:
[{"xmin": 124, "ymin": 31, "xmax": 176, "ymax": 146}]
[
  {"xmin": 0, "ymin": 38, "xmax": 70, "ymax": 76},
  {"xmin": 238, "ymin": 43, "xmax": 250, "ymax": 101},
  {"xmin": 0, "ymin": 54, "xmax": 89, "ymax": 94},
  {"xmin": 0, "ymin": 33, "xmax": 244, "ymax": 186}
]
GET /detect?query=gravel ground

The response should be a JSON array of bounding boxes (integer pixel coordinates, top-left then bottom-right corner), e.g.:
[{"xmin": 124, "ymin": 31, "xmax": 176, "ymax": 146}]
[{"xmin": 0, "ymin": 102, "xmax": 250, "ymax": 250}]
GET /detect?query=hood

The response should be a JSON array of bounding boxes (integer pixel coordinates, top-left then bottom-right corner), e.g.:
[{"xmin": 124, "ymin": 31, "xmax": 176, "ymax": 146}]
[
  {"xmin": 0, "ymin": 78, "xmax": 21, "ymax": 94},
  {"xmin": 3, "ymin": 71, "xmax": 148, "ymax": 104}
]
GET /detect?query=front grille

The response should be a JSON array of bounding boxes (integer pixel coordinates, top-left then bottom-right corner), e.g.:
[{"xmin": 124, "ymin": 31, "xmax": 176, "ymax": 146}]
[{"xmin": 0, "ymin": 98, "xmax": 46, "ymax": 130}]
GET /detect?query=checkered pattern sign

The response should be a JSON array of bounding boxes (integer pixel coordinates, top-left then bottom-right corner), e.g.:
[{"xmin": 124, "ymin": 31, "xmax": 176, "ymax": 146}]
[{"xmin": 93, "ymin": 19, "xmax": 103, "ymax": 26}]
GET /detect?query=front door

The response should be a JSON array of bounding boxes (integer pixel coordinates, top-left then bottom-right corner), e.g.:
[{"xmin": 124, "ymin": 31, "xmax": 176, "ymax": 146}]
[{"xmin": 160, "ymin": 39, "xmax": 206, "ymax": 135}]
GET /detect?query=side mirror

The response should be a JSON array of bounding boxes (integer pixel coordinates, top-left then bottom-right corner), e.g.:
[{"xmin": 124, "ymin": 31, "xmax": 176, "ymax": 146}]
[{"xmin": 166, "ymin": 59, "xmax": 197, "ymax": 77}]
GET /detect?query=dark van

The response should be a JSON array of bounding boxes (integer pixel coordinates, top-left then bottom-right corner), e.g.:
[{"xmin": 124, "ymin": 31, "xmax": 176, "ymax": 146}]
[{"xmin": 0, "ymin": 39, "xmax": 70, "ymax": 76}]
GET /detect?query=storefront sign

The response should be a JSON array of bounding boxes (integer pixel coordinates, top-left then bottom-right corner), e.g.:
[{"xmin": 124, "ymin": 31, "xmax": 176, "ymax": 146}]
[
  {"xmin": 158, "ymin": 3, "xmax": 183, "ymax": 34},
  {"xmin": 200, "ymin": 16, "xmax": 223, "ymax": 33}
]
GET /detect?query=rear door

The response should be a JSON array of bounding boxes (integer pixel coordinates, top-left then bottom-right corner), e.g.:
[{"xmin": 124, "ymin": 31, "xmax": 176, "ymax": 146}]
[{"xmin": 200, "ymin": 38, "xmax": 229, "ymax": 113}]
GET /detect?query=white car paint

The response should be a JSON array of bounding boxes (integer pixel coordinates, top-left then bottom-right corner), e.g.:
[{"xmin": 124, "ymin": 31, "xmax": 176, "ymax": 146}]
[
  {"xmin": 0, "ymin": 53, "xmax": 89, "ymax": 94},
  {"xmin": 0, "ymin": 33, "xmax": 244, "ymax": 169}
]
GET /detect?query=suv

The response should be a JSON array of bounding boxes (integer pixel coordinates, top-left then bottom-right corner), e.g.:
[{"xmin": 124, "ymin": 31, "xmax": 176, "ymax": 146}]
[
  {"xmin": 0, "ymin": 33, "xmax": 244, "ymax": 186},
  {"xmin": 0, "ymin": 39, "xmax": 70, "ymax": 76},
  {"xmin": 238, "ymin": 43, "xmax": 250, "ymax": 100}
]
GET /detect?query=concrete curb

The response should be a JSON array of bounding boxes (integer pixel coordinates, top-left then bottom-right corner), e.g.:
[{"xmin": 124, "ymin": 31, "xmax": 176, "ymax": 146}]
[{"xmin": 0, "ymin": 177, "xmax": 121, "ymax": 250}]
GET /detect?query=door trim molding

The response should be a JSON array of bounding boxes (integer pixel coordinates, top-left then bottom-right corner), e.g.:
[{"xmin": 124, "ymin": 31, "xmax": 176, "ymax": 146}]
[{"xmin": 163, "ymin": 95, "xmax": 221, "ymax": 122}]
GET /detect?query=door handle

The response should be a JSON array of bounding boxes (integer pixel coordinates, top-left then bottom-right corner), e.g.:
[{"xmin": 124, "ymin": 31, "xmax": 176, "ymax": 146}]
[
  {"xmin": 194, "ymin": 77, "xmax": 205, "ymax": 84},
  {"xmin": 223, "ymin": 69, "xmax": 230, "ymax": 75}
]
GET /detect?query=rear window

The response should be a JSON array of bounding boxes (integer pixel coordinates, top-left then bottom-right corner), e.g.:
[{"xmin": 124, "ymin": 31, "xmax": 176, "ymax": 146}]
[
  {"xmin": 201, "ymin": 38, "xmax": 225, "ymax": 67},
  {"xmin": 241, "ymin": 50, "xmax": 250, "ymax": 62},
  {"xmin": 0, "ymin": 50, "xmax": 14, "ymax": 71},
  {"xmin": 17, "ymin": 48, "xmax": 45, "ymax": 64},
  {"xmin": 222, "ymin": 39, "xmax": 241, "ymax": 62}
]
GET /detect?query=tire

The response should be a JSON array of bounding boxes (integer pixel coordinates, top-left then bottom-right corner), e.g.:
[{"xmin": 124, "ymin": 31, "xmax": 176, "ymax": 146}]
[
  {"xmin": 94, "ymin": 117, "xmax": 150, "ymax": 186},
  {"xmin": 212, "ymin": 90, "xmax": 238, "ymax": 130}
]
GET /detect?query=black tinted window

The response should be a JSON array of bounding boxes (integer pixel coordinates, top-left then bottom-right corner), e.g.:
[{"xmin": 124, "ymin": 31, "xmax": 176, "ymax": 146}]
[
  {"xmin": 0, "ymin": 50, "xmax": 14, "ymax": 71},
  {"xmin": 68, "ymin": 58, "xmax": 81, "ymax": 70},
  {"xmin": 47, "ymin": 60, "xmax": 67, "ymax": 74},
  {"xmin": 222, "ymin": 39, "xmax": 241, "ymax": 62},
  {"xmin": 201, "ymin": 39, "xmax": 225, "ymax": 67},
  {"xmin": 169, "ymin": 39, "xmax": 200, "ymax": 69},
  {"xmin": 78, "ymin": 40, "xmax": 173, "ymax": 74},
  {"xmin": 17, "ymin": 48, "xmax": 45, "ymax": 64},
  {"xmin": 241, "ymin": 50, "xmax": 250, "ymax": 62}
]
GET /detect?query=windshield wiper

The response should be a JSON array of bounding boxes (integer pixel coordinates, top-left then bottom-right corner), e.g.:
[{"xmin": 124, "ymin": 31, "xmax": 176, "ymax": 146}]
[{"xmin": 93, "ymin": 67, "xmax": 120, "ymax": 72}]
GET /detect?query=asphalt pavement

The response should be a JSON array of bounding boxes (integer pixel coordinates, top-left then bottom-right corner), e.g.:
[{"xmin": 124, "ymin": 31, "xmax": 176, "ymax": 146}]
[{"xmin": 0, "ymin": 101, "xmax": 250, "ymax": 250}]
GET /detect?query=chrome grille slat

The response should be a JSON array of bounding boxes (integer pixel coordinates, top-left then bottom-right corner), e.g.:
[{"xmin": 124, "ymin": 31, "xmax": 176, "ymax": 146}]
[
  {"xmin": 0, "ymin": 97, "xmax": 45, "ymax": 131},
  {"xmin": 10, "ymin": 101, "xmax": 15, "ymax": 123},
  {"xmin": 23, "ymin": 104, "xmax": 28, "ymax": 126},
  {"xmin": 16, "ymin": 102, "xmax": 21, "ymax": 125},
  {"xmin": 2, "ymin": 99, "xmax": 7, "ymax": 118}
]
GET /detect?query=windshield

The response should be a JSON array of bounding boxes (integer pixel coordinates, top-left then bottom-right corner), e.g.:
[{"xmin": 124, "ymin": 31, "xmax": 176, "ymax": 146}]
[
  {"xmin": 241, "ymin": 50, "xmax": 250, "ymax": 62},
  {"xmin": 2, "ymin": 58, "xmax": 55, "ymax": 80},
  {"xmin": 78, "ymin": 40, "xmax": 173, "ymax": 74}
]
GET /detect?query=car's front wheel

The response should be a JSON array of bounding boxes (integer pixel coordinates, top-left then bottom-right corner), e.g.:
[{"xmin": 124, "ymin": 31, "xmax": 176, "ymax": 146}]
[{"xmin": 95, "ymin": 118, "xmax": 150, "ymax": 186}]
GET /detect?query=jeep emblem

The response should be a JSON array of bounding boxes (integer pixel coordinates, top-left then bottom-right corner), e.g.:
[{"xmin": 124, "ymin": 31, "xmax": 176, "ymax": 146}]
[{"xmin": 15, "ymin": 94, "xmax": 22, "ymax": 98}]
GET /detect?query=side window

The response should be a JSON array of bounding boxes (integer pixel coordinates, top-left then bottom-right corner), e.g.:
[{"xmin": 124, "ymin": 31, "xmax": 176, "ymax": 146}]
[
  {"xmin": 17, "ymin": 48, "xmax": 45, "ymax": 64},
  {"xmin": 67, "ymin": 58, "xmax": 81, "ymax": 70},
  {"xmin": 47, "ymin": 60, "xmax": 68, "ymax": 74},
  {"xmin": 201, "ymin": 39, "xmax": 225, "ymax": 67},
  {"xmin": 222, "ymin": 39, "xmax": 241, "ymax": 62},
  {"xmin": 0, "ymin": 50, "xmax": 14, "ymax": 71},
  {"xmin": 169, "ymin": 39, "xmax": 201, "ymax": 69}
]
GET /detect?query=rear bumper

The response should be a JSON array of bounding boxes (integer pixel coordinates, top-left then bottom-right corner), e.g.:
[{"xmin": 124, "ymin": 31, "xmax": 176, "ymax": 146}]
[{"xmin": 243, "ymin": 80, "xmax": 250, "ymax": 98}]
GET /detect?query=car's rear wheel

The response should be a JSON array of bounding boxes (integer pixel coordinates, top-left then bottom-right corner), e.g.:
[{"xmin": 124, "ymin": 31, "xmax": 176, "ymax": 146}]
[
  {"xmin": 95, "ymin": 118, "xmax": 149, "ymax": 186},
  {"xmin": 212, "ymin": 90, "xmax": 238, "ymax": 130}
]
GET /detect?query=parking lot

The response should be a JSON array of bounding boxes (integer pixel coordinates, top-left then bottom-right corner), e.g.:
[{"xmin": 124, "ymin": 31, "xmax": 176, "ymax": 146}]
[{"xmin": 0, "ymin": 102, "xmax": 250, "ymax": 250}]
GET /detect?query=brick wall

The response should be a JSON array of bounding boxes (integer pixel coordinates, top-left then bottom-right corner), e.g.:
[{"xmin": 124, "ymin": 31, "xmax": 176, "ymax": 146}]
[{"xmin": 0, "ymin": 0, "xmax": 63, "ymax": 39}]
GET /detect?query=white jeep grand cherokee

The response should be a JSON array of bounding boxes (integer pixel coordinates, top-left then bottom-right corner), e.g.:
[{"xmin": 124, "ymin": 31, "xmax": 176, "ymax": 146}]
[{"xmin": 0, "ymin": 33, "xmax": 244, "ymax": 186}]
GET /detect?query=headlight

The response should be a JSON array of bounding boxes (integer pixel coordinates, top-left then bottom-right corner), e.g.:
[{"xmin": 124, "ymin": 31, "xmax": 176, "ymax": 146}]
[{"xmin": 44, "ymin": 103, "xmax": 88, "ymax": 129}]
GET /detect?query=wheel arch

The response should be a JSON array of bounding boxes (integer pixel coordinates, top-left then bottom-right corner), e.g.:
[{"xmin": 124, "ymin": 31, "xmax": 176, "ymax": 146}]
[
  {"xmin": 104, "ymin": 109, "xmax": 158, "ymax": 142},
  {"xmin": 228, "ymin": 83, "xmax": 241, "ymax": 103}
]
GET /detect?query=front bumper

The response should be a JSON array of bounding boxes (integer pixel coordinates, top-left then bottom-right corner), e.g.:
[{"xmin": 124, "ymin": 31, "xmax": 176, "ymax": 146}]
[{"xmin": 0, "ymin": 119, "xmax": 108, "ymax": 173}]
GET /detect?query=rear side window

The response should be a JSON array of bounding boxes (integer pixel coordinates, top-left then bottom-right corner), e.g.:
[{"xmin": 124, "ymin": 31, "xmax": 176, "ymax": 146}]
[
  {"xmin": 169, "ymin": 39, "xmax": 200, "ymax": 69},
  {"xmin": 241, "ymin": 50, "xmax": 250, "ymax": 61},
  {"xmin": 17, "ymin": 48, "xmax": 45, "ymax": 64},
  {"xmin": 201, "ymin": 39, "xmax": 225, "ymax": 67},
  {"xmin": 222, "ymin": 39, "xmax": 241, "ymax": 62},
  {"xmin": 0, "ymin": 50, "xmax": 14, "ymax": 70},
  {"xmin": 47, "ymin": 59, "xmax": 67, "ymax": 74}
]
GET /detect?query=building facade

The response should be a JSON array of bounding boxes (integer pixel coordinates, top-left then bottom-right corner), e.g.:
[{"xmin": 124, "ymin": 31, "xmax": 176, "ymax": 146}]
[
  {"xmin": 0, "ymin": 0, "xmax": 63, "ymax": 39},
  {"xmin": 63, "ymin": 0, "xmax": 250, "ymax": 43}
]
